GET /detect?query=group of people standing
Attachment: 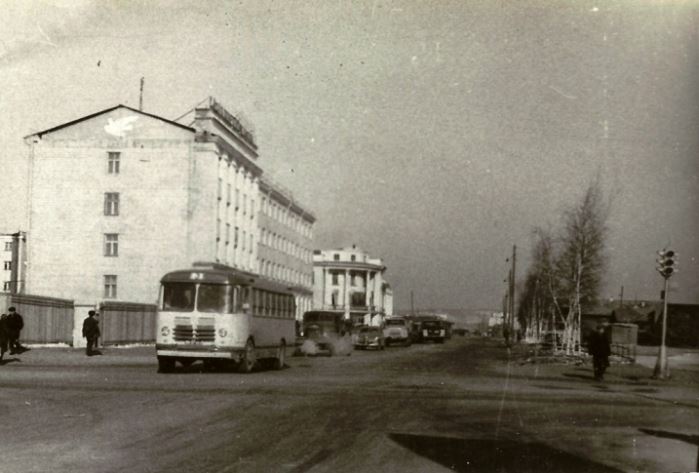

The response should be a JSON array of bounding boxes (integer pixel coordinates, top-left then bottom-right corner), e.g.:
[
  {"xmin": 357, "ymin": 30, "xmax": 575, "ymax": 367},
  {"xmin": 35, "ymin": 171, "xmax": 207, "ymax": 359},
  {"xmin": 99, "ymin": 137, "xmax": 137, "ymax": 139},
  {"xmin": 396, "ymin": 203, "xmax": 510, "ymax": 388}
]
[{"xmin": 0, "ymin": 307, "xmax": 25, "ymax": 360}]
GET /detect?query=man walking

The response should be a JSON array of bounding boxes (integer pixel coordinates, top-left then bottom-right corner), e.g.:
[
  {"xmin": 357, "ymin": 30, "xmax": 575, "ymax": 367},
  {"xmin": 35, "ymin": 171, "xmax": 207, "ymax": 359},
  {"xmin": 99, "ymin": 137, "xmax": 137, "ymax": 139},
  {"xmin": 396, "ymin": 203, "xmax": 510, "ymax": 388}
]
[
  {"xmin": 588, "ymin": 324, "xmax": 611, "ymax": 381},
  {"xmin": 82, "ymin": 310, "xmax": 101, "ymax": 356},
  {"xmin": 6, "ymin": 307, "xmax": 24, "ymax": 354}
]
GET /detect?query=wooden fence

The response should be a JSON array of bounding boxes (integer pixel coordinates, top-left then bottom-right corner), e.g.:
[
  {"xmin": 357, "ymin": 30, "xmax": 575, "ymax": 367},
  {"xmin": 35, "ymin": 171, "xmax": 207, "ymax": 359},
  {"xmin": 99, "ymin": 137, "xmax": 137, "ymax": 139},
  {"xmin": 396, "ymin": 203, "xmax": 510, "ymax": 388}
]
[
  {"xmin": 99, "ymin": 301, "xmax": 157, "ymax": 345},
  {"xmin": 0, "ymin": 293, "xmax": 74, "ymax": 344}
]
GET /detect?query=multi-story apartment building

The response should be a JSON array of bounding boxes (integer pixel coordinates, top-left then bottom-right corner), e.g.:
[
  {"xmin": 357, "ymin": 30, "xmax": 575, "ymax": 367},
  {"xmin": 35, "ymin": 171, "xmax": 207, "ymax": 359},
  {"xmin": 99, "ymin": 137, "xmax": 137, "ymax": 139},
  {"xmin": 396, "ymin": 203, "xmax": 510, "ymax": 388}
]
[
  {"xmin": 0, "ymin": 232, "xmax": 27, "ymax": 294},
  {"xmin": 258, "ymin": 176, "xmax": 315, "ymax": 321},
  {"xmin": 312, "ymin": 245, "xmax": 393, "ymax": 326},
  {"xmin": 23, "ymin": 98, "xmax": 313, "ymax": 307}
]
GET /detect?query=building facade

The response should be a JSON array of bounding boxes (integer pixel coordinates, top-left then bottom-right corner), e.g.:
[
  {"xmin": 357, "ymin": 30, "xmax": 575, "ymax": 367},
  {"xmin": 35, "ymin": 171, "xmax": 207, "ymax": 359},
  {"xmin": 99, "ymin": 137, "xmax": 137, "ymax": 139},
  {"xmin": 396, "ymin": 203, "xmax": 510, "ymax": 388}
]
[
  {"xmin": 24, "ymin": 98, "xmax": 314, "ymax": 307},
  {"xmin": 258, "ymin": 176, "xmax": 315, "ymax": 321},
  {"xmin": 312, "ymin": 246, "xmax": 393, "ymax": 326},
  {"xmin": 0, "ymin": 232, "xmax": 26, "ymax": 293}
]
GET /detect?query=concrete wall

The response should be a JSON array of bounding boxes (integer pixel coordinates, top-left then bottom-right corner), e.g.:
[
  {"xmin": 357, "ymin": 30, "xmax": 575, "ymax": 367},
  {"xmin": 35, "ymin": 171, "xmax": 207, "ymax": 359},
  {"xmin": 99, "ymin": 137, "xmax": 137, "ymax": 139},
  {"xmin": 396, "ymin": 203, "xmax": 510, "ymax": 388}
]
[{"xmin": 26, "ymin": 108, "xmax": 193, "ymax": 305}]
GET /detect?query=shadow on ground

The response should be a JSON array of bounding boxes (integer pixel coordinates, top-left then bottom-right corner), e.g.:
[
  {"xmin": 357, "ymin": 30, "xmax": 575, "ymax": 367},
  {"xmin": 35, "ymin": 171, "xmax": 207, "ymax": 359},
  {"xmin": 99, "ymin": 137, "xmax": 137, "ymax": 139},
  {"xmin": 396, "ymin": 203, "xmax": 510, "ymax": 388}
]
[
  {"xmin": 639, "ymin": 429, "xmax": 699, "ymax": 471},
  {"xmin": 0, "ymin": 357, "xmax": 21, "ymax": 366},
  {"xmin": 389, "ymin": 433, "xmax": 623, "ymax": 473}
]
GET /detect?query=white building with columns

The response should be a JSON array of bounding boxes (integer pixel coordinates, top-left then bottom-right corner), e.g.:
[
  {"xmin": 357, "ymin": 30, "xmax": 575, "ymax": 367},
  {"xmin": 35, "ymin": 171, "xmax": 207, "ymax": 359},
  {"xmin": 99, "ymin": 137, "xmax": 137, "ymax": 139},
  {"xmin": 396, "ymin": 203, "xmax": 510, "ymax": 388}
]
[
  {"xmin": 23, "ymin": 97, "xmax": 314, "ymax": 307},
  {"xmin": 312, "ymin": 245, "xmax": 393, "ymax": 327}
]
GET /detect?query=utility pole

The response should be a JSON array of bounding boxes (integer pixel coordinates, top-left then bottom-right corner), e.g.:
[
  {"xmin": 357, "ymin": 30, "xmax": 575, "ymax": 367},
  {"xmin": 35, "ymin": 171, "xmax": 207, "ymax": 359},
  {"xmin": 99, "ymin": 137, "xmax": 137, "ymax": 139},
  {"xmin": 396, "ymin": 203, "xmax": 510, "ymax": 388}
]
[
  {"xmin": 509, "ymin": 245, "xmax": 516, "ymax": 341},
  {"xmin": 654, "ymin": 249, "xmax": 677, "ymax": 380},
  {"xmin": 619, "ymin": 285, "xmax": 624, "ymax": 308},
  {"xmin": 139, "ymin": 77, "xmax": 145, "ymax": 111}
]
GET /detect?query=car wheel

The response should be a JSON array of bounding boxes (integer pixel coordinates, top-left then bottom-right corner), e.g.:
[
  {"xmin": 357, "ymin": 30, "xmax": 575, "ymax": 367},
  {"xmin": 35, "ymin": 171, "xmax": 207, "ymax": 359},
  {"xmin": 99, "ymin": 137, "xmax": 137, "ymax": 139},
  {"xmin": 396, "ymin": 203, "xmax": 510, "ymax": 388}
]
[
  {"xmin": 272, "ymin": 341, "xmax": 286, "ymax": 370},
  {"xmin": 238, "ymin": 339, "xmax": 256, "ymax": 373}
]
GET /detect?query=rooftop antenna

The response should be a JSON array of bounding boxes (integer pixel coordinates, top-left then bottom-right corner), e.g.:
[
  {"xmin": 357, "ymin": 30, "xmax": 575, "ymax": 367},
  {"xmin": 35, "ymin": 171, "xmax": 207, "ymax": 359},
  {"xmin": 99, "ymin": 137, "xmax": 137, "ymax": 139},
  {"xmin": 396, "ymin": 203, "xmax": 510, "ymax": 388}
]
[{"xmin": 139, "ymin": 77, "xmax": 145, "ymax": 111}]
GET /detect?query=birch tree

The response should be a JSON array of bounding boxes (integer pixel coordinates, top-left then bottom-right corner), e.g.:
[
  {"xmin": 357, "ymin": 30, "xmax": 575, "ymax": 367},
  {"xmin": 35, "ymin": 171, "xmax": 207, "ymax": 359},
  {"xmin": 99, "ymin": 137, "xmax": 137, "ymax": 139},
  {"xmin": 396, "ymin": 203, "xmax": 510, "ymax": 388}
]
[{"xmin": 555, "ymin": 180, "xmax": 609, "ymax": 354}]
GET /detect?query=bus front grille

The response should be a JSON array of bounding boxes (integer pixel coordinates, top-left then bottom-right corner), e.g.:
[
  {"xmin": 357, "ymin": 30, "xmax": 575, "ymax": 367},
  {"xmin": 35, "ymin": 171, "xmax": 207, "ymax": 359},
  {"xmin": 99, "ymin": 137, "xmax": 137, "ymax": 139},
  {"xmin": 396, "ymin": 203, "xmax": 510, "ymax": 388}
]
[
  {"xmin": 173, "ymin": 324, "xmax": 215, "ymax": 343},
  {"xmin": 174, "ymin": 325, "xmax": 194, "ymax": 341},
  {"xmin": 195, "ymin": 326, "xmax": 215, "ymax": 342}
]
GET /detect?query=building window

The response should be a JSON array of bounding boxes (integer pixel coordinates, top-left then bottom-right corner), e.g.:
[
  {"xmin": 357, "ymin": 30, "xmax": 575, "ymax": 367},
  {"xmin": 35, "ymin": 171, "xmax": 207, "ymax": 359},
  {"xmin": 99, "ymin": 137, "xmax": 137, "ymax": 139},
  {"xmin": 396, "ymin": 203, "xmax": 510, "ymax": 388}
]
[
  {"xmin": 107, "ymin": 152, "xmax": 120, "ymax": 174},
  {"xmin": 242, "ymin": 230, "xmax": 246, "ymax": 251},
  {"xmin": 226, "ymin": 223, "xmax": 231, "ymax": 244},
  {"xmin": 3, "ymin": 261, "xmax": 11, "ymax": 270},
  {"xmin": 243, "ymin": 195, "xmax": 247, "ymax": 215},
  {"xmin": 5, "ymin": 242, "xmax": 12, "ymax": 251},
  {"xmin": 234, "ymin": 227, "xmax": 239, "ymax": 248},
  {"xmin": 104, "ymin": 234, "xmax": 119, "ymax": 257},
  {"xmin": 226, "ymin": 184, "xmax": 232, "ymax": 206},
  {"xmin": 351, "ymin": 254, "xmax": 356, "ymax": 262},
  {"xmin": 333, "ymin": 253, "xmax": 340, "ymax": 261},
  {"xmin": 235, "ymin": 190, "xmax": 240, "ymax": 210},
  {"xmin": 217, "ymin": 178, "xmax": 223, "ymax": 200},
  {"xmin": 104, "ymin": 275, "xmax": 117, "ymax": 299},
  {"xmin": 104, "ymin": 192, "xmax": 119, "ymax": 216},
  {"xmin": 249, "ymin": 234, "xmax": 254, "ymax": 254},
  {"xmin": 2, "ymin": 281, "xmax": 9, "ymax": 291},
  {"xmin": 251, "ymin": 199, "xmax": 255, "ymax": 219},
  {"xmin": 332, "ymin": 273, "xmax": 338, "ymax": 285}
]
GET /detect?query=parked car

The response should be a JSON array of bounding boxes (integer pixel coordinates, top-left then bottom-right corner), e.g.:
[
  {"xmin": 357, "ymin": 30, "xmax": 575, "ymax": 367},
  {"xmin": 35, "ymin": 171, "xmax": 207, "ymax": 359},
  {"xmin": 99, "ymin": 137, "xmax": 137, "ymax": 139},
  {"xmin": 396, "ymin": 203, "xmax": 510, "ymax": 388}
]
[
  {"xmin": 354, "ymin": 326, "xmax": 385, "ymax": 350},
  {"xmin": 383, "ymin": 317, "xmax": 412, "ymax": 346},
  {"xmin": 301, "ymin": 311, "xmax": 351, "ymax": 356}
]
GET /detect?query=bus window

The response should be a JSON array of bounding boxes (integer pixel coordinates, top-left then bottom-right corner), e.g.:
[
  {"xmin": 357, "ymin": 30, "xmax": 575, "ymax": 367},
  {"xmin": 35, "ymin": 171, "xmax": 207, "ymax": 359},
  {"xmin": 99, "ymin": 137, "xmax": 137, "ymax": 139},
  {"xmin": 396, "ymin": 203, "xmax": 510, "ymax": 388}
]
[
  {"xmin": 162, "ymin": 283, "xmax": 195, "ymax": 311},
  {"xmin": 197, "ymin": 284, "xmax": 232, "ymax": 313}
]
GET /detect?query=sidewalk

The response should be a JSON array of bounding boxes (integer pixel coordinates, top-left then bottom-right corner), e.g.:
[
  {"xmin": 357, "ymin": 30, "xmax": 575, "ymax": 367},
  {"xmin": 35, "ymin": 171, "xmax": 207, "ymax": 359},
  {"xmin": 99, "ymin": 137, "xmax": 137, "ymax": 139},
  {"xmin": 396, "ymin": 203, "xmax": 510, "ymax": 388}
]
[{"xmin": 2, "ymin": 344, "xmax": 156, "ymax": 367}]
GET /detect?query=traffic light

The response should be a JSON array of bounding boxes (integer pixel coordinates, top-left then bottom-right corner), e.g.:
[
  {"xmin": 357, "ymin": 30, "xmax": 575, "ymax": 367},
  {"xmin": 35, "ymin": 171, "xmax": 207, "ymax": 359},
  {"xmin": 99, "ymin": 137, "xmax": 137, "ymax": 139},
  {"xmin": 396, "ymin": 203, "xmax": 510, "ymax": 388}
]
[{"xmin": 656, "ymin": 249, "xmax": 678, "ymax": 279}]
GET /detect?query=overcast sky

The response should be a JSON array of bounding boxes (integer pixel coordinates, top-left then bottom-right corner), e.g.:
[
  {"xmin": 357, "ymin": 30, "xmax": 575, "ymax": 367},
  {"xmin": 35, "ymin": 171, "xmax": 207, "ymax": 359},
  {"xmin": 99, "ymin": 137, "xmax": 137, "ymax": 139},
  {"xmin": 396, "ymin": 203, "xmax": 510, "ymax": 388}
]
[{"xmin": 1, "ymin": 0, "xmax": 697, "ymax": 309}]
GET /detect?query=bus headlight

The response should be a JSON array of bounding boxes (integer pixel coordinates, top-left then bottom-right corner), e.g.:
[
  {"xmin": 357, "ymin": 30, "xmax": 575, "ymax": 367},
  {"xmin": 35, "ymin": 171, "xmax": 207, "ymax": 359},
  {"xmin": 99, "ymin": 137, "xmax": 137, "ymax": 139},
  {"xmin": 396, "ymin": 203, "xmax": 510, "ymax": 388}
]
[
  {"xmin": 218, "ymin": 328, "xmax": 228, "ymax": 338},
  {"xmin": 161, "ymin": 326, "xmax": 170, "ymax": 336}
]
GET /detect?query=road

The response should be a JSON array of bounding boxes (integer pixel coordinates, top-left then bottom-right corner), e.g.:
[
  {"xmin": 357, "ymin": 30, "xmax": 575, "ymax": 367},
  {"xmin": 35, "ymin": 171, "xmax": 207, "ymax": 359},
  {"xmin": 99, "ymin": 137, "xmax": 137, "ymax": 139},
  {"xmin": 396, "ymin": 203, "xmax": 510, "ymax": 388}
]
[{"xmin": 0, "ymin": 337, "xmax": 697, "ymax": 473}]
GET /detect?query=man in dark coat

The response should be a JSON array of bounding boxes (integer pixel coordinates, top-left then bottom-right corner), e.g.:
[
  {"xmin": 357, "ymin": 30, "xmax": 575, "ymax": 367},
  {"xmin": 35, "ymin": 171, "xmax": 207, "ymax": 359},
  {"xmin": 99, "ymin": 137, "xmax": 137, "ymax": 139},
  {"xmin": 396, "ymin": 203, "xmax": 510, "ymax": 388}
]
[
  {"xmin": 82, "ymin": 310, "xmax": 101, "ymax": 356},
  {"xmin": 6, "ymin": 307, "xmax": 24, "ymax": 354},
  {"xmin": 588, "ymin": 324, "xmax": 611, "ymax": 381},
  {"xmin": 0, "ymin": 313, "xmax": 9, "ymax": 361}
]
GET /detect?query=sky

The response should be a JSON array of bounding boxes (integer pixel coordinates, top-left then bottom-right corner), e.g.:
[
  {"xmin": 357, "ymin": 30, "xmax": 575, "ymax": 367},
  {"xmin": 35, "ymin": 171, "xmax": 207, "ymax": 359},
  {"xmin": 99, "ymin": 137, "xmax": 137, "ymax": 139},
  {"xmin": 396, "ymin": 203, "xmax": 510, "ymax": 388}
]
[{"xmin": 1, "ymin": 0, "xmax": 698, "ymax": 310}]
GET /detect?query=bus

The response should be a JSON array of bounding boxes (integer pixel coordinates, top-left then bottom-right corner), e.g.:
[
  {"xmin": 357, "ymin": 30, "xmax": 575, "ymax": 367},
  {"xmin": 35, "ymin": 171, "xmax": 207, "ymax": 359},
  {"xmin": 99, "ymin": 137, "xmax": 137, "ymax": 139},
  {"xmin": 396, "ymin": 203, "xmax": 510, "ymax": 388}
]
[{"xmin": 155, "ymin": 262, "xmax": 296, "ymax": 373}]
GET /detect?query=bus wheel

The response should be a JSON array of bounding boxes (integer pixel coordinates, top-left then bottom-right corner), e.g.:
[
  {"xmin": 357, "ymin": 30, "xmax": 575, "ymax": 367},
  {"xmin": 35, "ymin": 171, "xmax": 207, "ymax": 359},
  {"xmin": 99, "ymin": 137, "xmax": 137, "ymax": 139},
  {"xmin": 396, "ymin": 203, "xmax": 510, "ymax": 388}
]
[
  {"xmin": 239, "ymin": 339, "xmax": 256, "ymax": 373},
  {"xmin": 272, "ymin": 341, "xmax": 286, "ymax": 370},
  {"xmin": 157, "ymin": 356, "xmax": 175, "ymax": 373}
]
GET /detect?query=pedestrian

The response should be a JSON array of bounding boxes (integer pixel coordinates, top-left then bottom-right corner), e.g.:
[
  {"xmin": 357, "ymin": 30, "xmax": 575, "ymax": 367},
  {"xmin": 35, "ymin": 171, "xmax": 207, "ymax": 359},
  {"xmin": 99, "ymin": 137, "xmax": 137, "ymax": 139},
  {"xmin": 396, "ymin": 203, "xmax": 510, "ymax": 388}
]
[
  {"xmin": 82, "ymin": 310, "xmax": 101, "ymax": 356},
  {"xmin": 588, "ymin": 324, "xmax": 611, "ymax": 381},
  {"xmin": 6, "ymin": 307, "xmax": 24, "ymax": 354},
  {"xmin": 0, "ymin": 313, "xmax": 9, "ymax": 361}
]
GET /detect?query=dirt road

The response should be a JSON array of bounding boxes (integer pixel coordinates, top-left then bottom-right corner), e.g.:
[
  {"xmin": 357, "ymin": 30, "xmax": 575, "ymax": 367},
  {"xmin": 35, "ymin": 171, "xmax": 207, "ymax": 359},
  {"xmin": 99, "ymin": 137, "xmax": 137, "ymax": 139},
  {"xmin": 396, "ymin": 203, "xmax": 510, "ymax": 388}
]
[{"xmin": 0, "ymin": 337, "xmax": 696, "ymax": 472}]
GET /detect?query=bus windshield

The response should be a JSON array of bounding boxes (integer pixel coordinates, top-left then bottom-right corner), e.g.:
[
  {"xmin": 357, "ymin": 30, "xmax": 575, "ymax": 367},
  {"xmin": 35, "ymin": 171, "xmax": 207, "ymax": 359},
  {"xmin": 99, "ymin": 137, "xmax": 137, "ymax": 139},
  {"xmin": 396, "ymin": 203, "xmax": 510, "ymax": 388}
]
[
  {"xmin": 162, "ymin": 283, "xmax": 196, "ymax": 311},
  {"xmin": 198, "ymin": 284, "xmax": 233, "ymax": 313}
]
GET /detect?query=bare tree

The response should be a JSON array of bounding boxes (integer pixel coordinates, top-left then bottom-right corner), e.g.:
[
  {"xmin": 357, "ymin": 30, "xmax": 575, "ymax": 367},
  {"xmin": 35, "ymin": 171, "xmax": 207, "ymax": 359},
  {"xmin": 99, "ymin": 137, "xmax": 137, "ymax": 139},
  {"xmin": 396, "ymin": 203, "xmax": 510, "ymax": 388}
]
[
  {"xmin": 555, "ymin": 179, "xmax": 610, "ymax": 354},
  {"xmin": 518, "ymin": 227, "xmax": 561, "ymax": 345},
  {"xmin": 518, "ymin": 179, "xmax": 610, "ymax": 355}
]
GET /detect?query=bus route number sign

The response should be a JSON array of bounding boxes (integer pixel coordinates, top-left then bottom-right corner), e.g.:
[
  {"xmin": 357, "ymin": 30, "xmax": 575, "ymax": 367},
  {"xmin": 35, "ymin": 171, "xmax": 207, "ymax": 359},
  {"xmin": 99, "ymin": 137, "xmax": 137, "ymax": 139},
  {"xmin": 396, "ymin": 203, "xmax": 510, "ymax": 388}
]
[{"xmin": 189, "ymin": 272, "xmax": 204, "ymax": 280}]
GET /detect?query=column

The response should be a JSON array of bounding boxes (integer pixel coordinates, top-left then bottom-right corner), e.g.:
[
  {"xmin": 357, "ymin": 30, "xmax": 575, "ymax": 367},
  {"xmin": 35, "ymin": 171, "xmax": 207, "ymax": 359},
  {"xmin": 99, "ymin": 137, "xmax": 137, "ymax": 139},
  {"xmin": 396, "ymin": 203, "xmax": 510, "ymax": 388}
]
[{"xmin": 344, "ymin": 269, "xmax": 350, "ymax": 320}]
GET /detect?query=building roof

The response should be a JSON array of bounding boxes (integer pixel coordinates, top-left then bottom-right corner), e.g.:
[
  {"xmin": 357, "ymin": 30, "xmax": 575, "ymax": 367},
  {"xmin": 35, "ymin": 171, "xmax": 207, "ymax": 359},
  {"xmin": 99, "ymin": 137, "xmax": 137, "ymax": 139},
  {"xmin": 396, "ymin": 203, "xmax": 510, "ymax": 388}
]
[
  {"xmin": 612, "ymin": 306, "xmax": 654, "ymax": 324},
  {"xmin": 25, "ymin": 104, "xmax": 195, "ymax": 139}
]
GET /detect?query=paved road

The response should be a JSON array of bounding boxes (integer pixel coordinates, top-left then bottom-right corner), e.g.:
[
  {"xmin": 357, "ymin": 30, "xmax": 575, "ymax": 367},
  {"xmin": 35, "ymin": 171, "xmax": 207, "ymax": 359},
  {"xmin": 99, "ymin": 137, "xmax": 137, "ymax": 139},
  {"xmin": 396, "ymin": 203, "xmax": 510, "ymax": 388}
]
[{"xmin": 0, "ymin": 338, "xmax": 697, "ymax": 473}]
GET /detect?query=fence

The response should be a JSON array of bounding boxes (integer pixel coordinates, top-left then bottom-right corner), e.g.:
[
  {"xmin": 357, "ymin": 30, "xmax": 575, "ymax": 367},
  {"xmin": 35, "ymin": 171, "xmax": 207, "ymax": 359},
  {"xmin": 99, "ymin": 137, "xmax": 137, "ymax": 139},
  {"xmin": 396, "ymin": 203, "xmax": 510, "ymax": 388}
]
[
  {"xmin": 0, "ymin": 293, "xmax": 74, "ymax": 344},
  {"xmin": 99, "ymin": 301, "xmax": 157, "ymax": 345}
]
